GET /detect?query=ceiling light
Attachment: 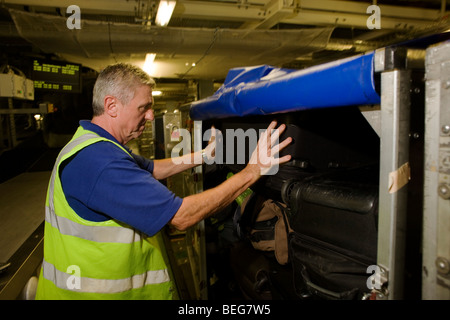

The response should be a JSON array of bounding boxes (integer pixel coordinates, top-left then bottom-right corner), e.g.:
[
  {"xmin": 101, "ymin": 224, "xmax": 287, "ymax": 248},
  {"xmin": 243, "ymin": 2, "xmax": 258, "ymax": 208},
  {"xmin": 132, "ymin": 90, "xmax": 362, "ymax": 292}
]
[
  {"xmin": 155, "ymin": 1, "xmax": 176, "ymax": 27},
  {"xmin": 152, "ymin": 90, "xmax": 162, "ymax": 96},
  {"xmin": 143, "ymin": 53, "xmax": 156, "ymax": 75}
]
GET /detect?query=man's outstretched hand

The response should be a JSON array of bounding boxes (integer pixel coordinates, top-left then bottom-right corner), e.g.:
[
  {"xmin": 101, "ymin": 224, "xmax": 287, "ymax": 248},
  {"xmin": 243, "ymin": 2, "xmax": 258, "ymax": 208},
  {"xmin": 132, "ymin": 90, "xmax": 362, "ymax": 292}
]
[{"xmin": 247, "ymin": 120, "xmax": 292, "ymax": 177}]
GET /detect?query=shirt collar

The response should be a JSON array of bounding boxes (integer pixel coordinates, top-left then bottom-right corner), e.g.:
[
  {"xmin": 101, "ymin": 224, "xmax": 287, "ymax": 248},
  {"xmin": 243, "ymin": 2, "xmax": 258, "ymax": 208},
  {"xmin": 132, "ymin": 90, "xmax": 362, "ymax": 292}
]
[{"xmin": 79, "ymin": 120, "xmax": 132, "ymax": 153}]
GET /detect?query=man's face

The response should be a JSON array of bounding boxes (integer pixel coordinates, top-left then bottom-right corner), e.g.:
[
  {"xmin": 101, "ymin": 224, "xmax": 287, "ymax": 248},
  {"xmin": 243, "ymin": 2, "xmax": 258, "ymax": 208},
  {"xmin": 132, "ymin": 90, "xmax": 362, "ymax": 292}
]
[{"xmin": 116, "ymin": 85, "xmax": 154, "ymax": 145}]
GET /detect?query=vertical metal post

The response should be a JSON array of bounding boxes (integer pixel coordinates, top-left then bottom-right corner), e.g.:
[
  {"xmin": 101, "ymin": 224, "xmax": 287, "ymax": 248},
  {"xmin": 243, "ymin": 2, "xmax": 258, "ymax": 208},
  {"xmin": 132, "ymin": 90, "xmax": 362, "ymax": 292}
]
[
  {"xmin": 0, "ymin": 114, "xmax": 4, "ymax": 149},
  {"xmin": 193, "ymin": 119, "xmax": 208, "ymax": 300},
  {"xmin": 8, "ymin": 98, "xmax": 17, "ymax": 148},
  {"xmin": 422, "ymin": 40, "xmax": 450, "ymax": 300},
  {"xmin": 191, "ymin": 79, "xmax": 215, "ymax": 300},
  {"xmin": 375, "ymin": 47, "xmax": 411, "ymax": 300}
]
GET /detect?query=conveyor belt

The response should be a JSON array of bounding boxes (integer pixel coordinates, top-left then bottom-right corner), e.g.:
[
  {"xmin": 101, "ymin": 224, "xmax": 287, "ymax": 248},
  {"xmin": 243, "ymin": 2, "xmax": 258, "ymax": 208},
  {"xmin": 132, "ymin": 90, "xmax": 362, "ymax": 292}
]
[
  {"xmin": 0, "ymin": 171, "xmax": 49, "ymax": 263},
  {"xmin": 0, "ymin": 171, "xmax": 49, "ymax": 299}
]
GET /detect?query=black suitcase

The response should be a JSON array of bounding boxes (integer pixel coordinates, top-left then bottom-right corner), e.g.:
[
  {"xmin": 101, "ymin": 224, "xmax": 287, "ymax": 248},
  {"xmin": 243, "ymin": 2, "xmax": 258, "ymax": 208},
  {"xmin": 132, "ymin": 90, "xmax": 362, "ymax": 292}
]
[
  {"xmin": 230, "ymin": 240, "xmax": 299, "ymax": 300},
  {"xmin": 210, "ymin": 107, "xmax": 380, "ymax": 201},
  {"xmin": 282, "ymin": 164, "xmax": 379, "ymax": 300}
]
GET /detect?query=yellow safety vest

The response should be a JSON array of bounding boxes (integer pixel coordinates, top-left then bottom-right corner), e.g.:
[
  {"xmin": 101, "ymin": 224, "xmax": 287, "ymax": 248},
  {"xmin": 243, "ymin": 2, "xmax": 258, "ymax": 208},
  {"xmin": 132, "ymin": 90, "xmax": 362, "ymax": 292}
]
[{"xmin": 36, "ymin": 126, "xmax": 177, "ymax": 300}]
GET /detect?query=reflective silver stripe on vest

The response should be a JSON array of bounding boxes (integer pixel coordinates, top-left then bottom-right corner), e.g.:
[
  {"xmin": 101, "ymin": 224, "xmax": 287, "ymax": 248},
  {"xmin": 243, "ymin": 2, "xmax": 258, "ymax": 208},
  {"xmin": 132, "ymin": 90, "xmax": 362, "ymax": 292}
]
[
  {"xmin": 42, "ymin": 259, "xmax": 170, "ymax": 294},
  {"xmin": 44, "ymin": 206, "xmax": 142, "ymax": 243},
  {"xmin": 46, "ymin": 132, "xmax": 142, "ymax": 243}
]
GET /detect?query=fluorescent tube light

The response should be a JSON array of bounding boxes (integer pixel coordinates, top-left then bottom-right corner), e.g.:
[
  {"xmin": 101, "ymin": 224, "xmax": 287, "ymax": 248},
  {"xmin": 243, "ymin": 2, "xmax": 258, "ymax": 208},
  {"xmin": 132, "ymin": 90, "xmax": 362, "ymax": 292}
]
[
  {"xmin": 143, "ymin": 53, "xmax": 156, "ymax": 75},
  {"xmin": 155, "ymin": 1, "xmax": 176, "ymax": 27}
]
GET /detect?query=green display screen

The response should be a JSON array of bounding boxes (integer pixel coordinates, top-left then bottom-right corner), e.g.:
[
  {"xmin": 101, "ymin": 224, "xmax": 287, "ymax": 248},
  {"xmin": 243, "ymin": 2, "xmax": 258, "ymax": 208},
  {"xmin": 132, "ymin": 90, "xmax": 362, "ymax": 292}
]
[{"xmin": 32, "ymin": 60, "xmax": 81, "ymax": 93}]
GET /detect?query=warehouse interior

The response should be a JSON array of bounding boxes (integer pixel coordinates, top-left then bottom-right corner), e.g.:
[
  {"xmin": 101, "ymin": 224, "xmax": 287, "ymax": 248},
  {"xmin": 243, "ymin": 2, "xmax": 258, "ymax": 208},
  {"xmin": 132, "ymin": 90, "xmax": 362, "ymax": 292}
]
[{"xmin": 0, "ymin": 0, "xmax": 449, "ymax": 301}]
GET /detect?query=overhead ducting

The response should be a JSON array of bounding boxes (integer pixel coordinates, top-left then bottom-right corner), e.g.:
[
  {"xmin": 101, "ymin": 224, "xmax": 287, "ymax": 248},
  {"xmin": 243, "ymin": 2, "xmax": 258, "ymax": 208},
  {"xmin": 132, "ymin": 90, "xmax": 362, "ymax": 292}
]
[{"xmin": 8, "ymin": 9, "xmax": 333, "ymax": 79}]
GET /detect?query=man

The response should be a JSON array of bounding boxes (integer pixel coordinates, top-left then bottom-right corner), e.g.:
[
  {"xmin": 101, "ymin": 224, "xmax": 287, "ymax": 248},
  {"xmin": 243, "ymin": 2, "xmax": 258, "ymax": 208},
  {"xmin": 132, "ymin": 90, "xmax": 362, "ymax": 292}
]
[{"xmin": 36, "ymin": 63, "xmax": 292, "ymax": 300}]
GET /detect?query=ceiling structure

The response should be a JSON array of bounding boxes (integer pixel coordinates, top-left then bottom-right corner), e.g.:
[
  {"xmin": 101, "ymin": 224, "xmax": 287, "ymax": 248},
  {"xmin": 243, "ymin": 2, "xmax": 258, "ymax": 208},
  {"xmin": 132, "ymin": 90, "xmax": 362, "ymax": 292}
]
[{"xmin": 0, "ymin": 0, "xmax": 449, "ymax": 104}]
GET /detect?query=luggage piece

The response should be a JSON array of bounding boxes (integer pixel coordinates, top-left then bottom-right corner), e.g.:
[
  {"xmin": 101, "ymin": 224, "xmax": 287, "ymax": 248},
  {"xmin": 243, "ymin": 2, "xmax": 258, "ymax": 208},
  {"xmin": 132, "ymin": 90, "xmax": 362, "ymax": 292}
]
[
  {"xmin": 282, "ymin": 164, "xmax": 379, "ymax": 300},
  {"xmin": 207, "ymin": 107, "xmax": 380, "ymax": 200},
  {"xmin": 236, "ymin": 193, "xmax": 292, "ymax": 265},
  {"xmin": 230, "ymin": 241, "xmax": 298, "ymax": 300},
  {"xmin": 230, "ymin": 241, "xmax": 274, "ymax": 300}
]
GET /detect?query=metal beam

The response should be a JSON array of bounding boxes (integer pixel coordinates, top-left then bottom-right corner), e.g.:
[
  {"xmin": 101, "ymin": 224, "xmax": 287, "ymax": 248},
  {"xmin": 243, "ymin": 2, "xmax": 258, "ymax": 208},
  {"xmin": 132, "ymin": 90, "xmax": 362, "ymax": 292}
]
[
  {"xmin": 173, "ymin": 0, "xmax": 262, "ymax": 21},
  {"xmin": 3, "ymin": 0, "xmax": 444, "ymax": 30},
  {"xmin": 422, "ymin": 40, "xmax": 450, "ymax": 300},
  {"xmin": 281, "ymin": 9, "xmax": 439, "ymax": 30},
  {"xmin": 250, "ymin": 0, "xmax": 296, "ymax": 29},
  {"xmin": 2, "ymin": 0, "xmax": 137, "ymax": 15},
  {"xmin": 375, "ymin": 47, "xmax": 411, "ymax": 300},
  {"xmin": 0, "ymin": 108, "xmax": 40, "ymax": 114},
  {"xmin": 297, "ymin": 0, "xmax": 441, "ymax": 21}
]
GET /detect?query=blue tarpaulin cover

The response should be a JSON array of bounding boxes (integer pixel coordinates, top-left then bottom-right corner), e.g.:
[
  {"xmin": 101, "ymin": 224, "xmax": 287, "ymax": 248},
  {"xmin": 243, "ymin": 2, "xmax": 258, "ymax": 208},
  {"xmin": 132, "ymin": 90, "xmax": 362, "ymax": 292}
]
[{"xmin": 189, "ymin": 51, "xmax": 380, "ymax": 121}]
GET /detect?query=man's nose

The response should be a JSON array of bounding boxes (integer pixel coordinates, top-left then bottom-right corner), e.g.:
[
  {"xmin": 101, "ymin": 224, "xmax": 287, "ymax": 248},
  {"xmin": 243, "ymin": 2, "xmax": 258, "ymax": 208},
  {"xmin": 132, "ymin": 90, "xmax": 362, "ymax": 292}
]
[{"xmin": 145, "ymin": 109, "xmax": 154, "ymax": 121}]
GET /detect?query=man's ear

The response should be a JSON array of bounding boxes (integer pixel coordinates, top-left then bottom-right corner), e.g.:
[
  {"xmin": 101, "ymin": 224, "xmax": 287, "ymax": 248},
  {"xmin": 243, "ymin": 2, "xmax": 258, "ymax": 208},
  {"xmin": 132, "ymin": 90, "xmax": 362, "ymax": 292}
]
[{"xmin": 104, "ymin": 95, "xmax": 118, "ymax": 118}]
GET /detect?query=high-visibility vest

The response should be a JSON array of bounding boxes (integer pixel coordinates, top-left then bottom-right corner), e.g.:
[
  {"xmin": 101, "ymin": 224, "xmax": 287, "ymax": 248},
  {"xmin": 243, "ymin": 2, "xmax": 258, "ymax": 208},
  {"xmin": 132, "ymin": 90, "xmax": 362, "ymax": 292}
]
[{"xmin": 36, "ymin": 126, "xmax": 177, "ymax": 300}]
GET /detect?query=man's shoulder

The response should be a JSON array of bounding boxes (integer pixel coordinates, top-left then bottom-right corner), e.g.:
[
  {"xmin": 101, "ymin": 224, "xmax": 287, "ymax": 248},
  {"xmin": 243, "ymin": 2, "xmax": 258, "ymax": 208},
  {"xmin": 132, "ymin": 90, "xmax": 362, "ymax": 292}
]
[
  {"xmin": 64, "ymin": 139, "xmax": 131, "ymax": 173},
  {"xmin": 82, "ymin": 139, "xmax": 125, "ymax": 157}
]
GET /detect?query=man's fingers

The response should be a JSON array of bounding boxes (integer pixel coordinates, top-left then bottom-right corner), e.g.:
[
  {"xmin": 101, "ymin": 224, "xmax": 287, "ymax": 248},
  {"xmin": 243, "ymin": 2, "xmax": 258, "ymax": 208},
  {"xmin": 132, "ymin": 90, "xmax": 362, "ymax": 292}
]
[
  {"xmin": 271, "ymin": 136, "xmax": 292, "ymax": 156},
  {"xmin": 276, "ymin": 154, "xmax": 292, "ymax": 165},
  {"xmin": 258, "ymin": 121, "xmax": 291, "ymax": 157},
  {"xmin": 278, "ymin": 136, "xmax": 292, "ymax": 151},
  {"xmin": 269, "ymin": 124, "xmax": 286, "ymax": 147},
  {"xmin": 209, "ymin": 126, "xmax": 216, "ymax": 143},
  {"xmin": 267, "ymin": 120, "xmax": 277, "ymax": 132}
]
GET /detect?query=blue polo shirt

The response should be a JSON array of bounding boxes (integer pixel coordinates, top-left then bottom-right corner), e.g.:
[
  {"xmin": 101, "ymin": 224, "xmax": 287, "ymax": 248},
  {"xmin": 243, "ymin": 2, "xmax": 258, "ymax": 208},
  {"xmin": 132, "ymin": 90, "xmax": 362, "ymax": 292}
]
[{"xmin": 60, "ymin": 120, "xmax": 183, "ymax": 237}]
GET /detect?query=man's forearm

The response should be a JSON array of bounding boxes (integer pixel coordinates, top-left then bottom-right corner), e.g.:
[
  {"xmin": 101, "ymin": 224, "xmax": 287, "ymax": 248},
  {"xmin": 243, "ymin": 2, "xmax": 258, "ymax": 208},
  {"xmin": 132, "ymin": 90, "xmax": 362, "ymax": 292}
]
[
  {"xmin": 152, "ymin": 150, "xmax": 203, "ymax": 180},
  {"xmin": 169, "ymin": 166, "xmax": 258, "ymax": 231}
]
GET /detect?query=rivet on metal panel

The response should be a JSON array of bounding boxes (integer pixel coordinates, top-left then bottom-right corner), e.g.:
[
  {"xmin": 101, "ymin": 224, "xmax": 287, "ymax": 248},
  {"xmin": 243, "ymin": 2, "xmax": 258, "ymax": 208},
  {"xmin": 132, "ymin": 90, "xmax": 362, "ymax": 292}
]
[
  {"xmin": 435, "ymin": 257, "xmax": 450, "ymax": 275},
  {"xmin": 443, "ymin": 80, "xmax": 450, "ymax": 89},
  {"xmin": 438, "ymin": 183, "xmax": 450, "ymax": 199},
  {"xmin": 441, "ymin": 125, "xmax": 450, "ymax": 135}
]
